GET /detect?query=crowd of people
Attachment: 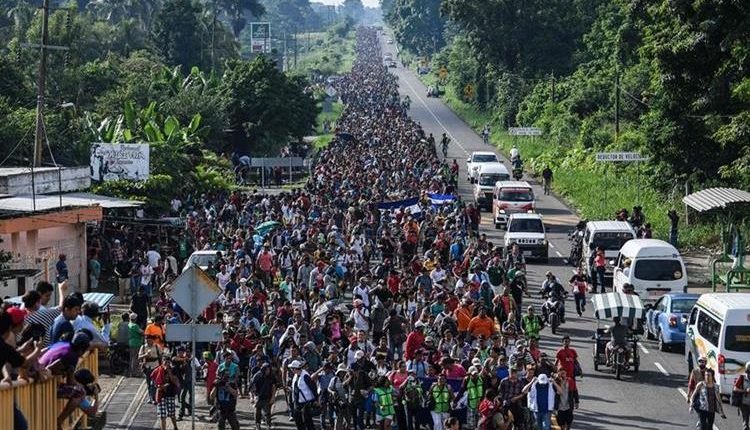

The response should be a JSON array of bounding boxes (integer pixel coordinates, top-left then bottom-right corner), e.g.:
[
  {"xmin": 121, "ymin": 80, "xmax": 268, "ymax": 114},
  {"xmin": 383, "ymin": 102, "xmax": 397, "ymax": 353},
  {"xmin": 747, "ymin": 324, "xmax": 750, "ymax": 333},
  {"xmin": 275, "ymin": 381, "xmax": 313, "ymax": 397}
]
[{"xmin": 0, "ymin": 27, "xmax": 588, "ymax": 430}]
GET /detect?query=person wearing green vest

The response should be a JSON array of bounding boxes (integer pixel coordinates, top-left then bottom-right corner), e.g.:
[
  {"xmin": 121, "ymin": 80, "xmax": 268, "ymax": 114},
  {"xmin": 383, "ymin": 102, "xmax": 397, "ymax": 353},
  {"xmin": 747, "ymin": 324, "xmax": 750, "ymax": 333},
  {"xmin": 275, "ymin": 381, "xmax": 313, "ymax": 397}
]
[
  {"xmin": 521, "ymin": 305, "xmax": 544, "ymax": 340},
  {"xmin": 463, "ymin": 367, "xmax": 484, "ymax": 428},
  {"xmin": 374, "ymin": 376, "xmax": 395, "ymax": 430},
  {"xmin": 429, "ymin": 374, "xmax": 454, "ymax": 430},
  {"xmin": 400, "ymin": 372, "xmax": 424, "ymax": 430}
]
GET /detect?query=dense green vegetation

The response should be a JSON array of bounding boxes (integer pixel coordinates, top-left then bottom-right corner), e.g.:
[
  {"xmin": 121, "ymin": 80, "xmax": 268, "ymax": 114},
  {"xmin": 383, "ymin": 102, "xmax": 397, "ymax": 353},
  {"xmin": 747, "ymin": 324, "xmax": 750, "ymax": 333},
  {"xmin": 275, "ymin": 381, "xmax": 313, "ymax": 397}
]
[
  {"xmin": 0, "ymin": 0, "xmax": 349, "ymax": 210},
  {"xmin": 385, "ymin": 0, "xmax": 750, "ymax": 246}
]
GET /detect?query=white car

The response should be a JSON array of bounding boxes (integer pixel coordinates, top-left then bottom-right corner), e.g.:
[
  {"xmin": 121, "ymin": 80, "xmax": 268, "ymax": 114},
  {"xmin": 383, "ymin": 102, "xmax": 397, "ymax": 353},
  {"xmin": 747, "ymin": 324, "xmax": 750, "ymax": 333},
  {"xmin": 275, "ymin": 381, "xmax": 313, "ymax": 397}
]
[
  {"xmin": 182, "ymin": 250, "xmax": 224, "ymax": 273},
  {"xmin": 504, "ymin": 213, "xmax": 548, "ymax": 261},
  {"xmin": 473, "ymin": 162, "xmax": 510, "ymax": 211},
  {"xmin": 466, "ymin": 151, "xmax": 500, "ymax": 183}
]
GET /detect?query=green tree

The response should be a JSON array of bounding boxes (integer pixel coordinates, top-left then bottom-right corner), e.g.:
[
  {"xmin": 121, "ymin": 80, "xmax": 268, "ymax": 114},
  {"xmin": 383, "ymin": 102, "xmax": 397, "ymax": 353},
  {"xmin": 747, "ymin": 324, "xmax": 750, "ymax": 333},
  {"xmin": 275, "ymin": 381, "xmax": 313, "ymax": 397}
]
[
  {"xmin": 221, "ymin": 55, "xmax": 317, "ymax": 152},
  {"xmin": 219, "ymin": 0, "xmax": 265, "ymax": 40},
  {"xmin": 386, "ymin": 0, "xmax": 444, "ymax": 55},
  {"xmin": 152, "ymin": 0, "xmax": 206, "ymax": 71}
]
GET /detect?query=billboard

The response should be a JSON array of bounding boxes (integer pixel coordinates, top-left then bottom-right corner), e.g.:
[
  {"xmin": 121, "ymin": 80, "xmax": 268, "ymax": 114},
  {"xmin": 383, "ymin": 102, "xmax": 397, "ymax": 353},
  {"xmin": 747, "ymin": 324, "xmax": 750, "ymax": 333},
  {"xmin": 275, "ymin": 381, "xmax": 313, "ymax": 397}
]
[
  {"xmin": 90, "ymin": 143, "xmax": 150, "ymax": 182},
  {"xmin": 250, "ymin": 22, "xmax": 271, "ymax": 54}
]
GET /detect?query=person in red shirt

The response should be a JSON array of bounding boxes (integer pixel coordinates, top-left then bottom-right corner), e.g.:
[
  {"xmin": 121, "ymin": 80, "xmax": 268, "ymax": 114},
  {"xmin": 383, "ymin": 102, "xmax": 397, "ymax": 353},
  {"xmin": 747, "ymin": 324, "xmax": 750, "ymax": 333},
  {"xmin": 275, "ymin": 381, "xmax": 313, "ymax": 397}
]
[
  {"xmin": 387, "ymin": 270, "xmax": 400, "ymax": 295},
  {"xmin": 404, "ymin": 321, "xmax": 426, "ymax": 361},
  {"xmin": 555, "ymin": 336, "xmax": 579, "ymax": 390}
]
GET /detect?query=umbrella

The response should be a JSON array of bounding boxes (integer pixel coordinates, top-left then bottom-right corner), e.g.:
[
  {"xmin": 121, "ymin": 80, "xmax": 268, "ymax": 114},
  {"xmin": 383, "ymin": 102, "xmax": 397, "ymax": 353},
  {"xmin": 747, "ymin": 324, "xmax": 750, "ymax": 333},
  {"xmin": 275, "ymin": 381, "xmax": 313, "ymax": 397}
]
[
  {"xmin": 254, "ymin": 221, "xmax": 280, "ymax": 237},
  {"xmin": 592, "ymin": 292, "xmax": 645, "ymax": 321},
  {"xmin": 336, "ymin": 132, "xmax": 354, "ymax": 142}
]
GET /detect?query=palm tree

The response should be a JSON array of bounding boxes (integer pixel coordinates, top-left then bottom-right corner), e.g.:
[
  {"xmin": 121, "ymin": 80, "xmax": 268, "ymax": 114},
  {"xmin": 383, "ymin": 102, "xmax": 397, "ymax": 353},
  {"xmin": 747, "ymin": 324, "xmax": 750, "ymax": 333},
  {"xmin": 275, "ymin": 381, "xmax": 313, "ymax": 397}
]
[{"xmin": 6, "ymin": 1, "xmax": 35, "ymax": 40}]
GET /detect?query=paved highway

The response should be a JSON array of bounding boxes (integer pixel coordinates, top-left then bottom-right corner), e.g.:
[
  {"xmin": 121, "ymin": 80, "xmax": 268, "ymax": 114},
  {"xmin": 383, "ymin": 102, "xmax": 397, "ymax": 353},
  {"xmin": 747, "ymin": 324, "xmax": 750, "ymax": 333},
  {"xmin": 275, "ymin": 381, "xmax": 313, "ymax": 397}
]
[{"xmin": 381, "ymin": 35, "xmax": 742, "ymax": 430}]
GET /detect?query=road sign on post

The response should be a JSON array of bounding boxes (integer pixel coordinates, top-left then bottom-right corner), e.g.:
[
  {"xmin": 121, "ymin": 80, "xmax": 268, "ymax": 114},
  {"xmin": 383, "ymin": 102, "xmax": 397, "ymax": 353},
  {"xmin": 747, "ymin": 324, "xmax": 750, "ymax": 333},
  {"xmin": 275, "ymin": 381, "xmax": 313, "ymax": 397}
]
[
  {"xmin": 595, "ymin": 152, "xmax": 649, "ymax": 215},
  {"xmin": 595, "ymin": 152, "xmax": 649, "ymax": 162},
  {"xmin": 169, "ymin": 266, "xmax": 222, "ymax": 319},
  {"xmin": 166, "ymin": 266, "xmax": 223, "ymax": 430},
  {"xmin": 508, "ymin": 127, "xmax": 543, "ymax": 137}
]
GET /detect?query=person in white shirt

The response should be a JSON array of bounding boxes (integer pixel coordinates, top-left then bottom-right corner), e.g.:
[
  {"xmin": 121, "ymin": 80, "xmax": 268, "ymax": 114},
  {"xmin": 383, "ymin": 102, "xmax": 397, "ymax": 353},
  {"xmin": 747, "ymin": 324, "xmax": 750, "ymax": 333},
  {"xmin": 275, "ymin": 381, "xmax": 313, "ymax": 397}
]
[
  {"xmin": 353, "ymin": 279, "xmax": 371, "ymax": 309},
  {"xmin": 146, "ymin": 247, "xmax": 161, "ymax": 269},
  {"xmin": 350, "ymin": 299, "xmax": 370, "ymax": 332},
  {"xmin": 289, "ymin": 360, "xmax": 316, "ymax": 430},
  {"xmin": 430, "ymin": 263, "xmax": 447, "ymax": 286},
  {"xmin": 216, "ymin": 265, "xmax": 231, "ymax": 290}
]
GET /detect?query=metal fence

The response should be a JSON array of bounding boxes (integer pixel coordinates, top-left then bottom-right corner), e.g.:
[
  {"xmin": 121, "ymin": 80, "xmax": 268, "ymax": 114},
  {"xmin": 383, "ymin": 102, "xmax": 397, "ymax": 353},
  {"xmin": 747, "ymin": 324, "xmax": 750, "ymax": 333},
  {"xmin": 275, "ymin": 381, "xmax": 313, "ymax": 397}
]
[{"xmin": 0, "ymin": 350, "xmax": 98, "ymax": 429}]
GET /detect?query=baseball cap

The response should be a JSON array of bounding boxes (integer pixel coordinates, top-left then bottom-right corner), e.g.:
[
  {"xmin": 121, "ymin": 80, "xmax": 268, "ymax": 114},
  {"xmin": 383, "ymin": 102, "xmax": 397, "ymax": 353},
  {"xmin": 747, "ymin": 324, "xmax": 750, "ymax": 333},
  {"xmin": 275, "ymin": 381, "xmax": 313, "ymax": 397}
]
[
  {"xmin": 287, "ymin": 360, "xmax": 304, "ymax": 369},
  {"xmin": 6, "ymin": 307, "xmax": 26, "ymax": 325}
]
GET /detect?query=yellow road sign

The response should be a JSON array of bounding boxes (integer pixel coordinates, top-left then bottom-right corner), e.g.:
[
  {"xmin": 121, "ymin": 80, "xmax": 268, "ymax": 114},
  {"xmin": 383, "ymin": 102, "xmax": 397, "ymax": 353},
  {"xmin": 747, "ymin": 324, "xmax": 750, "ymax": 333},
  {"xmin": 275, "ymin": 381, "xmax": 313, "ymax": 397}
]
[{"xmin": 464, "ymin": 83, "xmax": 475, "ymax": 99}]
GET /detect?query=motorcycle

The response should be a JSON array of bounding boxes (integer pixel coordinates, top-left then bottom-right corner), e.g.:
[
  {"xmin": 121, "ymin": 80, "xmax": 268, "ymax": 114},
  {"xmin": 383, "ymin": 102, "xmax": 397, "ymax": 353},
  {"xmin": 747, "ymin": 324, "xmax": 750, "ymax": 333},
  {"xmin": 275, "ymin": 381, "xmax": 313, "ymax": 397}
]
[
  {"xmin": 542, "ymin": 292, "xmax": 566, "ymax": 334},
  {"xmin": 512, "ymin": 167, "xmax": 523, "ymax": 181},
  {"xmin": 108, "ymin": 341, "xmax": 130, "ymax": 376}
]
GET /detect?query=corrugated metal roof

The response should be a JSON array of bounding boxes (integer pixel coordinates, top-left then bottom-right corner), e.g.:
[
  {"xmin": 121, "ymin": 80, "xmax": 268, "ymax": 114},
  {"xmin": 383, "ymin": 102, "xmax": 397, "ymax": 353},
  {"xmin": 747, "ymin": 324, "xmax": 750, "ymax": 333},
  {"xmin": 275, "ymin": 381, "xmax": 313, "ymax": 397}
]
[
  {"xmin": 0, "ymin": 192, "xmax": 142, "ymax": 213},
  {"xmin": 5, "ymin": 292, "xmax": 115, "ymax": 309},
  {"xmin": 683, "ymin": 188, "xmax": 750, "ymax": 212}
]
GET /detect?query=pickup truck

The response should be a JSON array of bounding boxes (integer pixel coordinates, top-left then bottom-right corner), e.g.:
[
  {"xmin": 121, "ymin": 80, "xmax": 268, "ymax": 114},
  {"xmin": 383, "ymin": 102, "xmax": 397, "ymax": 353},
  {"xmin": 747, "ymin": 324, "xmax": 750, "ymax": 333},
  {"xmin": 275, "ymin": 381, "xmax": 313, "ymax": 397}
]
[{"xmin": 466, "ymin": 151, "xmax": 500, "ymax": 183}]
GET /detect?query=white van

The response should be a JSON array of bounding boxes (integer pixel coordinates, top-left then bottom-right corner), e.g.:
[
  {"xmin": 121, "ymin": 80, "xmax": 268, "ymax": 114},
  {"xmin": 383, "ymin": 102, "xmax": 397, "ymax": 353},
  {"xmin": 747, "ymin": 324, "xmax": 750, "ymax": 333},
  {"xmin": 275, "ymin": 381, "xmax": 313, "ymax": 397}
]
[
  {"xmin": 613, "ymin": 239, "xmax": 687, "ymax": 298},
  {"xmin": 473, "ymin": 163, "xmax": 510, "ymax": 211},
  {"xmin": 493, "ymin": 181, "xmax": 535, "ymax": 228},
  {"xmin": 582, "ymin": 221, "xmax": 636, "ymax": 280},
  {"xmin": 685, "ymin": 293, "xmax": 750, "ymax": 395}
]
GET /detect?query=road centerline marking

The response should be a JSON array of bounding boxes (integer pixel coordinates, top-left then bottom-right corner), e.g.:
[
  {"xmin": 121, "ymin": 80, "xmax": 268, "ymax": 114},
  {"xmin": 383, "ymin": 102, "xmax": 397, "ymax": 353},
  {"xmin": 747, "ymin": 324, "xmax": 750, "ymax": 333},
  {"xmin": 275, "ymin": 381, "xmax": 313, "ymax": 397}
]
[
  {"xmin": 555, "ymin": 250, "xmax": 563, "ymax": 257},
  {"xmin": 677, "ymin": 387, "xmax": 688, "ymax": 399},
  {"xmin": 399, "ymin": 69, "xmax": 470, "ymax": 156},
  {"xmin": 654, "ymin": 362, "xmax": 670, "ymax": 376}
]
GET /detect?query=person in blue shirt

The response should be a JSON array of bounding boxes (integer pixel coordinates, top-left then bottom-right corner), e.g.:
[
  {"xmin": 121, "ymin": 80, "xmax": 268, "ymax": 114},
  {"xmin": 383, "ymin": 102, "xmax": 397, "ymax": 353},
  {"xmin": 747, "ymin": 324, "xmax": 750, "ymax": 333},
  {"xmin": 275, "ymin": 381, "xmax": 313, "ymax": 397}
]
[
  {"xmin": 50, "ymin": 294, "xmax": 83, "ymax": 344},
  {"xmin": 495, "ymin": 355, "xmax": 510, "ymax": 381}
]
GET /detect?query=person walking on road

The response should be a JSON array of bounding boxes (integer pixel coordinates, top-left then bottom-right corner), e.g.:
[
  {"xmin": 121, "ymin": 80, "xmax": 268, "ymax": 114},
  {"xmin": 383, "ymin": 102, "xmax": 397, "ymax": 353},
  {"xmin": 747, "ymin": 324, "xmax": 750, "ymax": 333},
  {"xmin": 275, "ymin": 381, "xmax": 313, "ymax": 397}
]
[
  {"xmin": 541, "ymin": 166, "xmax": 553, "ymax": 195},
  {"xmin": 429, "ymin": 374, "xmax": 454, "ymax": 430},
  {"xmin": 689, "ymin": 368, "xmax": 726, "ymax": 429},
  {"xmin": 211, "ymin": 370, "xmax": 241, "ymax": 430},
  {"xmin": 733, "ymin": 362, "xmax": 750, "ymax": 430}
]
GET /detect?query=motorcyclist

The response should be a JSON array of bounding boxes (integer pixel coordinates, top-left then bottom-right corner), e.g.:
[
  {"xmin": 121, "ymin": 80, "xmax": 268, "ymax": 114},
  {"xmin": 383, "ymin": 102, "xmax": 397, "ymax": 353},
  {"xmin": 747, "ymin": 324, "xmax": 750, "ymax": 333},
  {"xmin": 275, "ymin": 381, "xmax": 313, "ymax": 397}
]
[
  {"xmin": 540, "ymin": 272, "xmax": 566, "ymax": 323},
  {"xmin": 605, "ymin": 316, "xmax": 629, "ymax": 366}
]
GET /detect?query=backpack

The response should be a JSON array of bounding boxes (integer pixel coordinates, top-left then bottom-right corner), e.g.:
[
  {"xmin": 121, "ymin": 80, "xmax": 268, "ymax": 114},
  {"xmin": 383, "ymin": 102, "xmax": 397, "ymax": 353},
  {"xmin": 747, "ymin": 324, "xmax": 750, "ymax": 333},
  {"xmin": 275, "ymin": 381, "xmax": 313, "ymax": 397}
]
[{"xmin": 731, "ymin": 375, "xmax": 745, "ymax": 407}]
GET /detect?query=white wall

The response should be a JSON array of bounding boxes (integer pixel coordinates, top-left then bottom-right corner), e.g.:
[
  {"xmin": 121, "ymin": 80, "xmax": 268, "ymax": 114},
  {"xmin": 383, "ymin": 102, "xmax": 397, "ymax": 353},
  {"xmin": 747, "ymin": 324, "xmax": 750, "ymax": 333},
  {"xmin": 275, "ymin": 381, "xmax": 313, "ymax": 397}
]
[{"xmin": 0, "ymin": 222, "xmax": 88, "ymax": 294}]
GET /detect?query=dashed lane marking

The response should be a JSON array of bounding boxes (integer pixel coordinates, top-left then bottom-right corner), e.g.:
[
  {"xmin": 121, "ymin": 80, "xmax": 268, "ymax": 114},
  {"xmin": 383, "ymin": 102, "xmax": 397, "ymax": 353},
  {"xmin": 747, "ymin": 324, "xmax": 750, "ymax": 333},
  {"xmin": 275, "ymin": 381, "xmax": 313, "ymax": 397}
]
[
  {"xmin": 638, "ymin": 343, "xmax": 649, "ymax": 354},
  {"xmin": 555, "ymin": 250, "xmax": 563, "ymax": 257},
  {"xmin": 549, "ymin": 242, "xmax": 556, "ymax": 249},
  {"xmin": 654, "ymin": 362, "xmax": 670, "ymax": 376}
]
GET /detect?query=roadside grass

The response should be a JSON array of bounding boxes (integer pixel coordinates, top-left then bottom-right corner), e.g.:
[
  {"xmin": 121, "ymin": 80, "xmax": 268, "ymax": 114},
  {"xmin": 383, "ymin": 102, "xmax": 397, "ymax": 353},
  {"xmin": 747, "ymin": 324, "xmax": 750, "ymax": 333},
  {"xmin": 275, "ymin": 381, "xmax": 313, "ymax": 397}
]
[
  {"xmin": 414, "ymin": 69, "xmax": 719, "ymax": 248},
  {"xmin": 295, "ymin": 30, "xmax": 355, "ymax": 76}
]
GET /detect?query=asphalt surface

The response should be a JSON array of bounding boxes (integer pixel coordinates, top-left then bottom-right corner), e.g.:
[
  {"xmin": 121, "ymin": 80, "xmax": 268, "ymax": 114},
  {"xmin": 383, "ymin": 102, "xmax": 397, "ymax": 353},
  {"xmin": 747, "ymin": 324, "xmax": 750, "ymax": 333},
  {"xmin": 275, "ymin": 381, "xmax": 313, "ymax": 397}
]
[{"xmin": 381, "ymin": 35, "xmax": 742, "ymax": 430}]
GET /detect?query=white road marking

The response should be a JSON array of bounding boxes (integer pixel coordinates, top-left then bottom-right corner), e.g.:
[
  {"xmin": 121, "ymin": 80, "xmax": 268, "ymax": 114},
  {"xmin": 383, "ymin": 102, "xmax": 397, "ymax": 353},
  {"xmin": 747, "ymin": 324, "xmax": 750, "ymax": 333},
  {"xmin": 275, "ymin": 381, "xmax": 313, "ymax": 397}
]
[
  {"xmin": 654, "ymin": 362, "xmax": 670, "ymax": 376},
  {"xmin": 638, "ymin": 343, "xmax": 649, "ymax": 354},
  {"xmin": 548, "ymin": 242, "xmax": 556, "ymax": 249},
  {"xmin": 677, "ymin": 388, "xmax": 688, "ymax": 400},
  {"xmin": 555, "ymin": 250, "xmax": 563, "ymax": 257},
  {"xmin": 399, "ymin": 71, "xmax": 470, "ymax": 156}
]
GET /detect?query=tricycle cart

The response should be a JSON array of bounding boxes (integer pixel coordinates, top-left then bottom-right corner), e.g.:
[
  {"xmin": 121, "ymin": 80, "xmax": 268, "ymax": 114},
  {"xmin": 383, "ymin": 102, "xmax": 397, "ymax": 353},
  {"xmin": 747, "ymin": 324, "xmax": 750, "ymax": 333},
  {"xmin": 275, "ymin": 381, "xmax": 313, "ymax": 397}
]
[{"xmin": 591, "ymin": 292, "xmax": 644, "ymax": 379}]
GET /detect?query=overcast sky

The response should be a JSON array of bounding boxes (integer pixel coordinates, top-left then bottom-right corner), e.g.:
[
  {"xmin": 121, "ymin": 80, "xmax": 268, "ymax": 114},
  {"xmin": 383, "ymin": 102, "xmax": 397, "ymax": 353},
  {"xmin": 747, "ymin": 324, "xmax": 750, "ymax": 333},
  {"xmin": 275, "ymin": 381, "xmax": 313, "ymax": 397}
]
[{"xmin": 316, "ymin": 0, "xmax": 381, "ymax": 8}]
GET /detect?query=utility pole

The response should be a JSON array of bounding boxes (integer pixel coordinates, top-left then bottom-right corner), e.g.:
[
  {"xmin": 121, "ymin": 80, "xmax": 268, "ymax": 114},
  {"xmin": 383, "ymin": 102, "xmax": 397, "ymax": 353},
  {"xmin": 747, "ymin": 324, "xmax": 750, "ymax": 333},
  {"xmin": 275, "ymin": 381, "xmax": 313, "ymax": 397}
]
[
  {"xmin": 33, "ymin": 0, "xmax": 51, "ymax": 167},
  {"xmin": 551, "ymin": 73, "xmax": 556, "ymax": 103},
  {"xmin": 293, "ymin": 26, "xmax": 298, "ymax": 69},
  {"xmin": 211, "ymin": 0, "xmax": 217, "ymax": 70},
  {"xmin": 615, "ymin": 72, "xmax": 621, "ymax": 143}
]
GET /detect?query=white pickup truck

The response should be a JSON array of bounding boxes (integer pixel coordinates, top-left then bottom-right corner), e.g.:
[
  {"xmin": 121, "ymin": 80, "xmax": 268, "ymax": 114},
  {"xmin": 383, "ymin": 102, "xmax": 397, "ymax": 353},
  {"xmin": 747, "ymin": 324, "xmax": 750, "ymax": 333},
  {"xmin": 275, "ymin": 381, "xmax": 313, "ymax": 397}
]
[{"xmin": 466, "ymin": 151, "xmax": 500, "ymax": 183}]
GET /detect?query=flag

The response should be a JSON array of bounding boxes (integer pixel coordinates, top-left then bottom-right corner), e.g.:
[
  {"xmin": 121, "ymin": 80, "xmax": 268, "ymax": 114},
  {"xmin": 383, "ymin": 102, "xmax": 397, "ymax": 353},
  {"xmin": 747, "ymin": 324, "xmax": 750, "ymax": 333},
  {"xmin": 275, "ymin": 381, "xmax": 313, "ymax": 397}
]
[
  {"xmin": 377, "ymin": 197, "xmax": 421, "ymax": 216},
  {"xmin": 427, "ymin": 193, "xmax": 455, "ymax": 206}
]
